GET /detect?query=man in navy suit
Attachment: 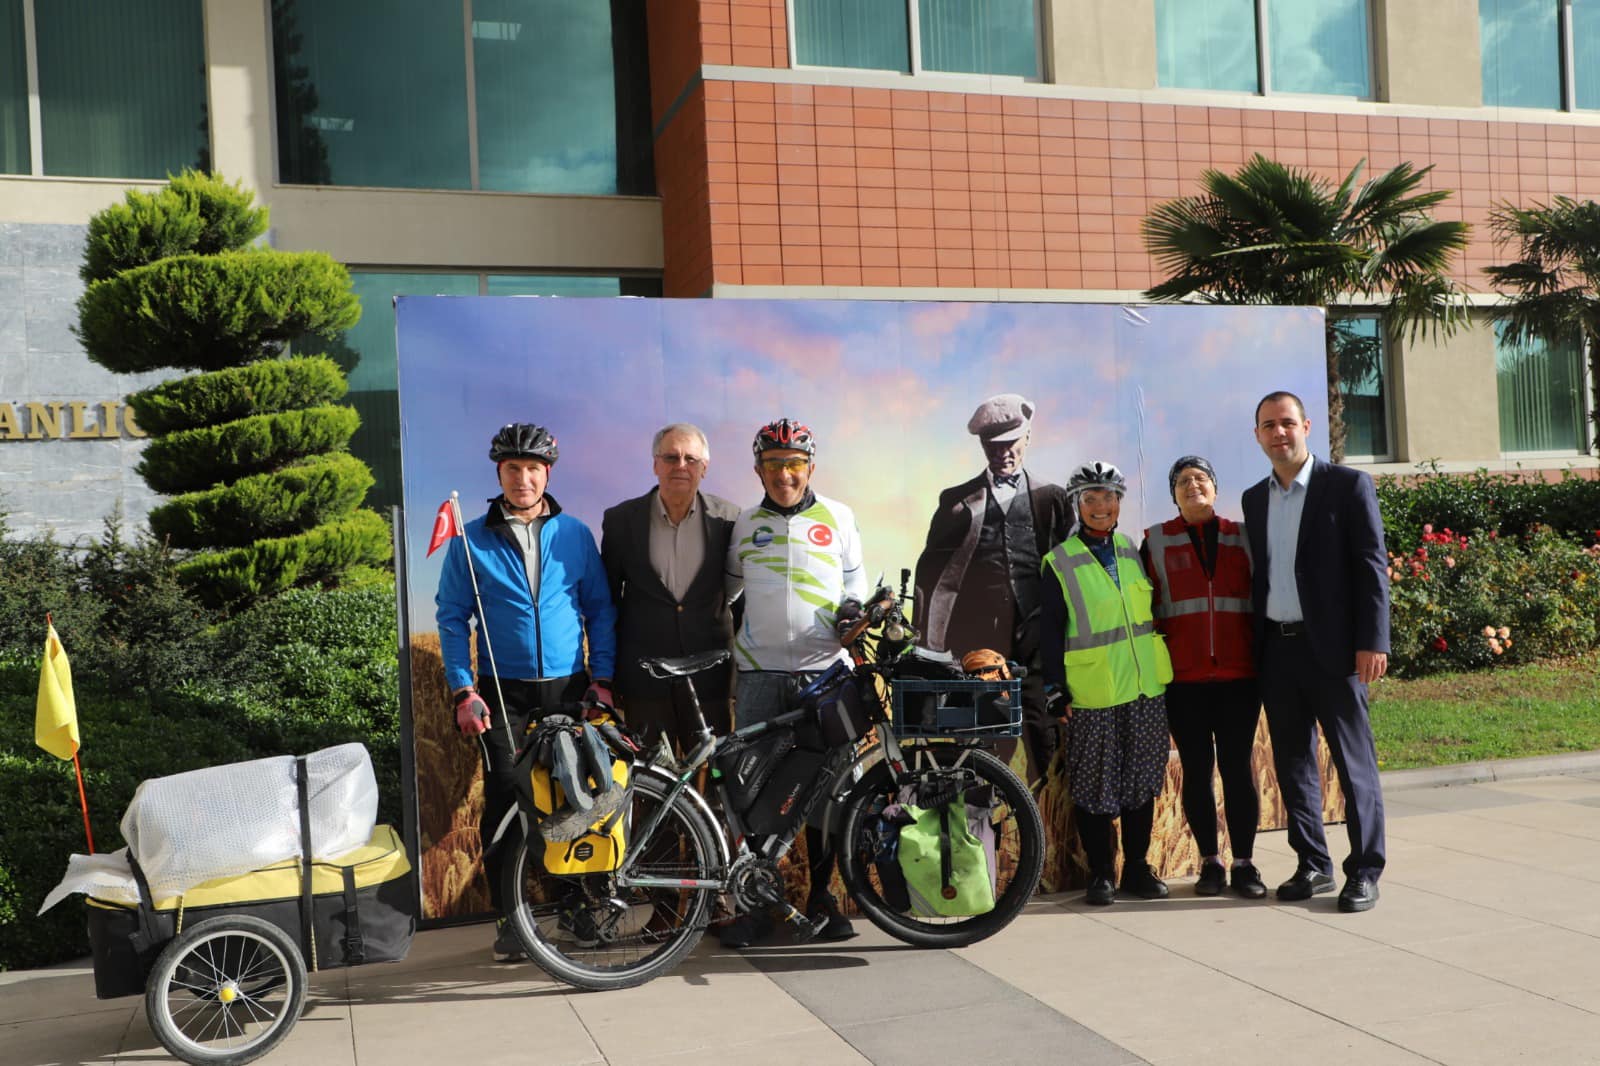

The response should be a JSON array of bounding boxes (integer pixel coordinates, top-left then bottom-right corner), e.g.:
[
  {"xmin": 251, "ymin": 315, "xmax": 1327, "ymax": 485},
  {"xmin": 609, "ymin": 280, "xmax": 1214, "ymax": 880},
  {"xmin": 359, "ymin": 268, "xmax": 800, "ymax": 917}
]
[{"xmin": 1241, "ymin": 391, "xmax": 1388, "ymax": 913}]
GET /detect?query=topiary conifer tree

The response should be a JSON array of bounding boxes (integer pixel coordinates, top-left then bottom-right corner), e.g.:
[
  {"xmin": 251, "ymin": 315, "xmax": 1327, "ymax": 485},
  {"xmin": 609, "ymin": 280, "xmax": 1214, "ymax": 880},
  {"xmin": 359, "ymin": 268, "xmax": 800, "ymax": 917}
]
[{"xmin": 75, "ymin": 172, "xmax": 389, "ymax": 608}]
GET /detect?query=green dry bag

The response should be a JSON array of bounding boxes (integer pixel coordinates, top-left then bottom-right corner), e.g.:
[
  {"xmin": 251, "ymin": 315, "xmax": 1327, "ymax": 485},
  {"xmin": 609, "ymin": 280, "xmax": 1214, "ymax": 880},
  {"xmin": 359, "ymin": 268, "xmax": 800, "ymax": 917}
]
[{"xmin": 897, "ymin": 798, "xmax": 996, "ymax": 917}]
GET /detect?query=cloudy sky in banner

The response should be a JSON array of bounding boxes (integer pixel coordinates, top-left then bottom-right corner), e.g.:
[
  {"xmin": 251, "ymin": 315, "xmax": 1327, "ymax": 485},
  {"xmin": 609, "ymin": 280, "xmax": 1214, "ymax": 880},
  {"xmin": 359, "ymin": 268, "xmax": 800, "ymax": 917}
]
[{"xmin": 396, "ymin": 297, "xmax": 1327, "ymax": 635}]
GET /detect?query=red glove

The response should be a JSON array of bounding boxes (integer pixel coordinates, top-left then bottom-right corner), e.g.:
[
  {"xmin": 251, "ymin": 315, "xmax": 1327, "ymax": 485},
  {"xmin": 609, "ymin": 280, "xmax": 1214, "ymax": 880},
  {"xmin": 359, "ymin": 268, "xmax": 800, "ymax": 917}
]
[
  {"xmin": 454, "ymin": 690, "xmax": 491, "ymax": 735},
  {"xmin": 584, "ymin": 679, "xmax": 615, "ymax": 718}
]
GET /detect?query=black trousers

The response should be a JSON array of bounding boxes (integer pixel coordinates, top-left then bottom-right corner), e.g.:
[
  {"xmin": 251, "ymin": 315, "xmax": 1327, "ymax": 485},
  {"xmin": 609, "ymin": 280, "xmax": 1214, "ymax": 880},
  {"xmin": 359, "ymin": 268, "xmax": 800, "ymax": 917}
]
[
  {"xmin": 1259, "ymin": 631, "xmax": 1386, "ymax": 881},
  {"xmin": 620, "ymin": 668, "xmax": 732, "ymax": 755},
  {"xmin": 477, "ymin": 673, "xmax": 589, "ymax": 912},
  {"xmin": 1076, "ymin": 801, "xmax": 1154, "ymax": 876},
  {"xmin": 1165, "ymin": 678, "xmax": 1261, "ymax": 860}
]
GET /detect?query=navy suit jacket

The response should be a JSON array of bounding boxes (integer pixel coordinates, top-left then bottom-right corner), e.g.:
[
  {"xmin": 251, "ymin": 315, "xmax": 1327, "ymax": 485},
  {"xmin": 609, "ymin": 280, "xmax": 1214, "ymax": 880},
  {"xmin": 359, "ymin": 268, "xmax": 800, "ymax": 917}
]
[{"xmin": 1241, "ymin": 457, "xmax": 1390, "ymax": 680}]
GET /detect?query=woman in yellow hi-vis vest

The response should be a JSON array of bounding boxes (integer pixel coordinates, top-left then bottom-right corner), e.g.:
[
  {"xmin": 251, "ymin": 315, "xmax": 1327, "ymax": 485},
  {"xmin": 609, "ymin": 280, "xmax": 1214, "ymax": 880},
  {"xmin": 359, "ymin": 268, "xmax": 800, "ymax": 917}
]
[{"xmin": 1040, "ymin": 461, "xmax": 1174, "ymax": 906}]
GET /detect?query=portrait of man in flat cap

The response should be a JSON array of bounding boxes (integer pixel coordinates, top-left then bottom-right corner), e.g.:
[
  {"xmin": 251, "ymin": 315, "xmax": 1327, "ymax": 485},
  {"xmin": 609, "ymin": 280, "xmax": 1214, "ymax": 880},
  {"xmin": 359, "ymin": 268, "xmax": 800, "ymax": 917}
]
[{"xmin": 912, "ymin": 393, "xmax": 1074, "ymax": 786}]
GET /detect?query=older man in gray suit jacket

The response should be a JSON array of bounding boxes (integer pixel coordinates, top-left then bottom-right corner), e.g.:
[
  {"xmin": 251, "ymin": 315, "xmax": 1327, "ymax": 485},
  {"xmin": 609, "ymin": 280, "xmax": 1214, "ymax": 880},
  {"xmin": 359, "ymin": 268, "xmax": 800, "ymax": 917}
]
[{"xmin": 601, "ymin": 423, "xmax": 740, "ymax": 750}]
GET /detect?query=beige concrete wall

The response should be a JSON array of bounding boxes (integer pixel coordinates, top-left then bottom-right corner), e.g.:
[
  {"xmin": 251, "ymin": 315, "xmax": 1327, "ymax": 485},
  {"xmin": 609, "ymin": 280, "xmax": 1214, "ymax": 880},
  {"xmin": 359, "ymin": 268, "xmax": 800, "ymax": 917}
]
[
  {"xmin": 1046, "ymin": 0, "xmax": 1156, "ymax": 90},
  {"xmin": 1392, "ymin": 317, "xmax": 1501, "ymax": 462},
  {"xmin": 1374, "ymin": 0, "xmax": 1482, "ymax": 107}
]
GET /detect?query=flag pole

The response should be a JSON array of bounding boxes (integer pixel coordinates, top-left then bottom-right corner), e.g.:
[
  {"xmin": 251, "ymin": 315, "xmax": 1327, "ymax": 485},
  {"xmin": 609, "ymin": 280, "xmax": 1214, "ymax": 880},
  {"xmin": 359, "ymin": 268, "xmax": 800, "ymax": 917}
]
[
  {"xmin": 450, "ymin": 492, "xmax": 516, "ymax": 754},
  {"xmin": 72, "ymin": 753, "xmax": 94, "ymax": 854}
]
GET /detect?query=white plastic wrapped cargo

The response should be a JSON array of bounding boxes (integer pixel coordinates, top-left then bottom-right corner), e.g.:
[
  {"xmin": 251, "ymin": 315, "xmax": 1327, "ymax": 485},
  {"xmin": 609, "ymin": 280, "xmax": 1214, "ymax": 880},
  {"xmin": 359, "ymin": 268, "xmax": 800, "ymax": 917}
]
[{"xmin": 118, "ymin": 743, "xmax": 378, "ymax": 901}]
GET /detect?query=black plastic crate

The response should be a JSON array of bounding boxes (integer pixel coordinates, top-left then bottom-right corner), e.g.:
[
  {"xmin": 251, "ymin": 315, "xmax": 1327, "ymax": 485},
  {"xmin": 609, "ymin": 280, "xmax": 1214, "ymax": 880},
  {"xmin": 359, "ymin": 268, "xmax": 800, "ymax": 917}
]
[{"xmin": 890, "ymin": 678, "xmax": 1022, "ymax": 739}]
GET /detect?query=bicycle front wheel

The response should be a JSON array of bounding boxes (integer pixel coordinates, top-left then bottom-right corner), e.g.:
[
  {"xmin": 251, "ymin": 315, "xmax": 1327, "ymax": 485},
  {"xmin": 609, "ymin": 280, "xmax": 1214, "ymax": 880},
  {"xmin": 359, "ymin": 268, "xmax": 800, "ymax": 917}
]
[
  {"xmin": 502, "ymin": 768, "xmax": 722, "ymax": 991},
  {"xmin": 837, "ymin": 747, "xmax": 1043, "ymax": 948}
]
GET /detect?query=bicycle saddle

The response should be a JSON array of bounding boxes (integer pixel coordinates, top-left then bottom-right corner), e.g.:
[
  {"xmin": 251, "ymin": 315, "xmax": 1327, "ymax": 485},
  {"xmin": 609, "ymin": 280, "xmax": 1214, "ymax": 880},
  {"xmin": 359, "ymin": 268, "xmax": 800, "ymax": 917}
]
[{"xmin": 639, "ymin": 648, "xmax": 732, "ymax": 679}]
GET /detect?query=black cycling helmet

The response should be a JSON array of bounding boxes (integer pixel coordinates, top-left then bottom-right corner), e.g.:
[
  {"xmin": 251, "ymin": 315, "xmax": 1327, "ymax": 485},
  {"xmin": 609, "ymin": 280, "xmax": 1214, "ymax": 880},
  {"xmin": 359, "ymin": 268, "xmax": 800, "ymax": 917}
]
[
  {"xmin": 489, "ymin": 423, "xmax": 559, "ymax": 465},
  {"xmin": 752, "ymin": 418, "xmax": 816, "ymax": 457},
  {"xmin": 1066, "ymin": 460, "xmax": 1127, "ymax": 498},
  {"xmin": 1167, "ymin": 455, "xmax": 1217, "ymax": 500}
]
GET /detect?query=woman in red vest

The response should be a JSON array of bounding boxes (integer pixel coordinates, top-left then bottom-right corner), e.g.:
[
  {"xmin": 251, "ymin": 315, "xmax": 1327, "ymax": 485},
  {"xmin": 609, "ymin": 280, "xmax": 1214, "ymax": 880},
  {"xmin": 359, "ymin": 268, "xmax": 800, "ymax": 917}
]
[{"xmin": 1140, "ymin": 456, "xmax": 1266, "ymax": 899}]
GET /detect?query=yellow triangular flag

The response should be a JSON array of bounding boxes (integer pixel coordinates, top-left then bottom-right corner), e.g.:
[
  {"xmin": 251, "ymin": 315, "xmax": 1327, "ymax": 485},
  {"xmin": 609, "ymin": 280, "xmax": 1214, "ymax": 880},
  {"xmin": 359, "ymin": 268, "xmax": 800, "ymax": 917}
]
[{"xmin": 36, "ymin": 622, "xmax": 79, "ymax": 760}]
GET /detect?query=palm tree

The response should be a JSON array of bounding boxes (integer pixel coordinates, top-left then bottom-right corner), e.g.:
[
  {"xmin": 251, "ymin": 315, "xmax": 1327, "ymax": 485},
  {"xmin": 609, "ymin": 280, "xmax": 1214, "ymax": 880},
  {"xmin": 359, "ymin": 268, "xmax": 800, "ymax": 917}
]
[
  {"xmin": 1142, "ymin": 154, "xmax": 1472, "ymax": 461},
  {"xmin": 1484, "ymin": 196, "xmax": 1600, "ymax": 456}
]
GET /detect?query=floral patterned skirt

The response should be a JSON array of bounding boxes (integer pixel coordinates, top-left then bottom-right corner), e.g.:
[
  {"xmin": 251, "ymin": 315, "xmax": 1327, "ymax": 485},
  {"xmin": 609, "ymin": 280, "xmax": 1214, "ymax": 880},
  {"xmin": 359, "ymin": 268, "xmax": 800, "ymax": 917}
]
[{"xmin": 1064, "ymin": 693, "xmax": 1170, "ymax": 815}]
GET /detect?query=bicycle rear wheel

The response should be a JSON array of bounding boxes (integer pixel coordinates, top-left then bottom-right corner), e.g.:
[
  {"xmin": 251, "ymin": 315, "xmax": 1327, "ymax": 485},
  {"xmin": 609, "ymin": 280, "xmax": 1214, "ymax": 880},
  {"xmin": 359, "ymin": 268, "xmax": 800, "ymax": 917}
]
[
  {"xmin": 837, "ymin": 747, "xmax": 1043, "ymax": 948},
  {"xmin": 502, "ymin": 768, "xmax": 721, "ymax": 991}
]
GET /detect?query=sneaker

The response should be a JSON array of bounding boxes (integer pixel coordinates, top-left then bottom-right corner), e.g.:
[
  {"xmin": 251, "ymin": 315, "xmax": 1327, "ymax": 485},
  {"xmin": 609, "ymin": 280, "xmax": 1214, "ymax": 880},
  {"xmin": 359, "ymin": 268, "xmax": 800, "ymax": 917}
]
[
  {"xmin": 717, "ymin": 911, "xmax": 774, "ymax": 950},
  {"xmin": 807, "ymin": 898, "xmax": 858, "ymax": 943},
  {"xmin": 492, "ymin": 918, "xmax": 525, "ymax": 962},
  {"xmin": 1194, "ymin": 861, "xmax": 1226, "ymax": 897},
  {"xmin": 1230, "ymin": 862, "xmax": 1268, "ymax": 900},
  {"xmin": 1085, "ymin": 872, "xmax": 1116, "ymax": 907},
  {"xmin": 556, "ymin": 904, "xmax": 602, "ymax": 948},
  {"xmin": 1119, "ymin": 863, "xmax": 1170, "ymax": 900}
]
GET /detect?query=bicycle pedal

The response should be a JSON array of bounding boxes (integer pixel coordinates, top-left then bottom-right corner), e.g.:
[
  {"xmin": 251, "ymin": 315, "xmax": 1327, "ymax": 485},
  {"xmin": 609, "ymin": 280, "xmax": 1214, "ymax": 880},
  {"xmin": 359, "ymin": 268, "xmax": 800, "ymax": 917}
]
[{"xmin": 780, "ymin": 905, "xmax": 819, "ymax": 944}]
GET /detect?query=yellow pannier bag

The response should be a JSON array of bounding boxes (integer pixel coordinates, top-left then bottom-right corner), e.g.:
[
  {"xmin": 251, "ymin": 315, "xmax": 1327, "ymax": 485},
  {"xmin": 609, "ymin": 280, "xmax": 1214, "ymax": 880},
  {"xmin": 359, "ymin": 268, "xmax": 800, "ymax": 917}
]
[{"xmin": 525, "ymin": 757, "xmax": 630, "ymax": 876}]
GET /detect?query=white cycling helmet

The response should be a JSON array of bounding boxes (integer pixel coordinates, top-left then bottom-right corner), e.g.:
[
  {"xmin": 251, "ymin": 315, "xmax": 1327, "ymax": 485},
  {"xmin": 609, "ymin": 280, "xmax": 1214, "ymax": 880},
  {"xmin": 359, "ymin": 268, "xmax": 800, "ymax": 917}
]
[{"xmin": 1066, "ymin": 460, "xmax": 1127, "ymax": 498}]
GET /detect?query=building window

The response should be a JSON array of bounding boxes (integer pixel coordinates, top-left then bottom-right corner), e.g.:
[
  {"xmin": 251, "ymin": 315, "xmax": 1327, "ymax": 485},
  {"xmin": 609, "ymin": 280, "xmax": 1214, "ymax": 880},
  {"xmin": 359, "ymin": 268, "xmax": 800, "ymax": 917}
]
[
  {"xmin": 1495, "ymin": 324, "xmax": 1590, "ymax": 454},
  {"xmin": 791, "ymin": 0, "xmax": 1039, "ymax": 78},
  {"xmin": 1481, "ymin": 0, "xmax": 1600, "ymax": 110},
  {"xmin": 1155, "ymin": 0, "xmax": 1372, "ymax": 97},
  {"xmin": 272, "ymin": 0, "xmax": 654, "ymax": 195},
  {"xmin": 0, "ymin": 0, "xmax": 208, "ymax": 179},
  {"xmin": 1480, "ymin": 0, "xmax": 1562, "ymax": 108},
  {"xmin": 335, "ymin": 271, "xmax": 662, "ymax": 508},
  {"xmin": 1331, "ymin": 315, "xmax": 1393, "ymax": 461}
]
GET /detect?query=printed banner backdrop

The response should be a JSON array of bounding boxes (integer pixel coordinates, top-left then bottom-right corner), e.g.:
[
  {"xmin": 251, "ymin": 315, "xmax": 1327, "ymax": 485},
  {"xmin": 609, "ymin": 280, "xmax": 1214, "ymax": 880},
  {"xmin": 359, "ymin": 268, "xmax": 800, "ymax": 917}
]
[{"xmin": 396, "ymin": 297, "xmax": 1331, "ymax": 920}]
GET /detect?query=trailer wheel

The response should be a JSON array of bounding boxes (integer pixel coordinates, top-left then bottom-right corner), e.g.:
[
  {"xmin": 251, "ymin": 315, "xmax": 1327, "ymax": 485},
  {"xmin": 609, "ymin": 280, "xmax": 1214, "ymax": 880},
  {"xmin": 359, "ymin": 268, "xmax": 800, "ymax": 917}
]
[{"xmin": 144, "ymin": 915, "xmax": 307, "ymax": 1066}]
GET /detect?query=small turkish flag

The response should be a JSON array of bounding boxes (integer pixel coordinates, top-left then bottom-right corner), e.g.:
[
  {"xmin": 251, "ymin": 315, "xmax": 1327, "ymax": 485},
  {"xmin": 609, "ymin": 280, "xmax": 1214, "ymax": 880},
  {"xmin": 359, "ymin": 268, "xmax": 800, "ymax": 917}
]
[{"xmin": 426, "ymin": 500, "xmax": 459, "ymax": 556}]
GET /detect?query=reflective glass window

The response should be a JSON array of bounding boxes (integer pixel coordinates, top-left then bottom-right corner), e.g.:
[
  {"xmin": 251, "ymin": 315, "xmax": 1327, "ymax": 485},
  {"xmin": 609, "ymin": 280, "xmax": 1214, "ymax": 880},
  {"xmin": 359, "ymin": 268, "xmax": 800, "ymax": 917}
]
[
  {"xmin": 485, "ymin": 276, "xmax": 623, "ymax": 297},
  {"xmin": 273, "ymin": 0, "xmax": 471, "ymax": 189},
  {"xmin": 1496, "ymin": 325, "xmax": 1589, "ymax": 453},
  {"xmin": 1331, "ymin": 316, "xmax": 1392, "ymax": 460},
  {"xmin": 1155, "ymin": 0, "xmax": 1259, "ymax": 93},
  {"xmin": 793, "ymin": 0, "xmax": 911, "ymax": 72},
  {"xmin": 35, "ymin": 0, "xmax": 208, "ymax": 178},
  {"xmin": 920, "ymin": 0, "xmax": 1037, "ymax": 77},
  {"xmin": 474, "ymin": 0, "xmax": 620, "ymax": 193},
  {"xmin": 1267, "ymin": 0, "xmax": 1370, "ymax": 96},
  {"xmin": 0, "ymin": 0, "xmax": 25, "ymax": 174},
  {"xmin": 1576, "ymin": 0, "xmax": 1600, "ymax": 109},
  {"xmin": 1479, "ymin": 0, "xmax": 1561, "ymax": 108}
]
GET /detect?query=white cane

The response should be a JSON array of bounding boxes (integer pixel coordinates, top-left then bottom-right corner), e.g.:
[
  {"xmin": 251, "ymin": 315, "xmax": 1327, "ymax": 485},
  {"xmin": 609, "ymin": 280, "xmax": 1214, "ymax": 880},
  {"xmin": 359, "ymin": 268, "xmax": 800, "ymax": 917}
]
[{"xmin": 449, "ymin": 491, "xmax": 518, "ymax": 755}]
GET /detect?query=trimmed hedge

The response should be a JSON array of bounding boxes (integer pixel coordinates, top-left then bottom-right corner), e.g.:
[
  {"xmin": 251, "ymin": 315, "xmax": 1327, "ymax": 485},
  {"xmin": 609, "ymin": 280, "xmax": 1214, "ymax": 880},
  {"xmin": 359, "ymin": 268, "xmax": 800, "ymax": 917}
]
[
  {"xmin": 80, "ymin": 172, "xmax": 267, "ymax": 285},
  {"xmin": 148, "ymin": 454, "xmax": 375, "ymax": 549},
  {"xmin": 126, "ymin": 355, "xmax": 347, "ymax": 436},
  {"xmin": 136, "ymin": 405, "xmax": 360, "ymax": 494},
  {"xmin": 1377, "ymin": 467, "xmax": 1600, "ymax": 553},
  {"xmin": 75, "ymin": 250, "xmax": 360, "ymax": 373},
  {"xmin": 174, "ymin": 509, "xmax": 393, "ymax": 607},
  {"xmin": 0, "ymin": 582, "xmax": 401, "ymax": 972}
]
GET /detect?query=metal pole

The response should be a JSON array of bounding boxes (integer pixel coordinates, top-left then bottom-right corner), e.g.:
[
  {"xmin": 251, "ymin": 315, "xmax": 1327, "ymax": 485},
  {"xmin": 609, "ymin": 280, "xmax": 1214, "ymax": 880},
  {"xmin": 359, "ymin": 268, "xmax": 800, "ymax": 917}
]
[{"xmin": 450, "ymin": 492, "xmax": 517, "ymax": 754}]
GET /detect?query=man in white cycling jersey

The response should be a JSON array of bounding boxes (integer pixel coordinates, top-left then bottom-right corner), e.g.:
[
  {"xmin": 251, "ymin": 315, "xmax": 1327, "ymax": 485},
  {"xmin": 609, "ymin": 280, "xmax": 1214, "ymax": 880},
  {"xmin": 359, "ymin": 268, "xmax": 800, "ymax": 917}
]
[{"xmin": 721, "ymin": 418, "xmax": 867, "ymax": 948}]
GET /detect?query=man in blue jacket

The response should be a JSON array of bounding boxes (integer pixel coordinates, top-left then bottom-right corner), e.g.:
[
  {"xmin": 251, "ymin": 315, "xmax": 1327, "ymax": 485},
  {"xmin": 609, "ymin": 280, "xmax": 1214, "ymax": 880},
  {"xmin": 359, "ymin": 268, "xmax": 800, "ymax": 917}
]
[
  {"xmin": 1242, "ymin": 392, "xmax": 1388, "ymax": 913},
  {"xmin": 436, "ymin": 422, "xmax": 617, "ymax": 959}
]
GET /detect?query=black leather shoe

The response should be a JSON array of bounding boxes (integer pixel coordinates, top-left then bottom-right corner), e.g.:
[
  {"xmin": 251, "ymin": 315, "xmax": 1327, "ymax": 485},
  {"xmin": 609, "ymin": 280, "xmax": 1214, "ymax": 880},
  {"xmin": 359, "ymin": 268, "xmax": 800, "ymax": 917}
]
[
  {"xmin": 807, "ymin": 898, "xmax": 859, "ymax": 942},
  {"xmin": 1194, "ymin": 861, "xmax": 1226, "ymax": 897},
  {"xmin": 1337, "ymin": 877, "xmax": 1379, "ymax": 912},
  {"xmin": 1085, "ymin": 873, "xmax": 1116, "ymax": 906},
  {"xmin": 1276, "ymin": 867, "xmax": 1335, "ymax": 901},
  {"xmin": 1229, "ymin": 862, "xmax": 1268, "ymax": 900},
  {"xmin": 1119, "ymin": 863, "xmax": 1170, "ymax": 900}
]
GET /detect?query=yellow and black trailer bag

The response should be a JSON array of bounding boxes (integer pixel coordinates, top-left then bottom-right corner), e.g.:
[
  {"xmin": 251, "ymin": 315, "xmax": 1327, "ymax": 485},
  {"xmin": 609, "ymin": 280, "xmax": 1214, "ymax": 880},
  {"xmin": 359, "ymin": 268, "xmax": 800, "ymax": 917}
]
[{"xmin": 86, "ymin": 823, "xmax": 415, "ymax": 1000}]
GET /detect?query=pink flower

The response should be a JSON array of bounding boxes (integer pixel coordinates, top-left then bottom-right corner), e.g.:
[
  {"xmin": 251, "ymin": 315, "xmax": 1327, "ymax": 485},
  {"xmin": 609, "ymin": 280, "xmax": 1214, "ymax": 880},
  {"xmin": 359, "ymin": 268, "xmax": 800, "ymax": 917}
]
[
  {"xmin": 1497, "ymin": 626, "xmax": 1510, "ymax": 639},
  {"xmin": 1423, "ymin": 524, "xmax": 1434, "ymax": 535},
  {"xmin": 1483, "ymin": 625, "xmax": 1496, "ymax": 637},
  {"xmin": 1445, "ymin": 556, "xmax": 1456, "ymax": 568}
]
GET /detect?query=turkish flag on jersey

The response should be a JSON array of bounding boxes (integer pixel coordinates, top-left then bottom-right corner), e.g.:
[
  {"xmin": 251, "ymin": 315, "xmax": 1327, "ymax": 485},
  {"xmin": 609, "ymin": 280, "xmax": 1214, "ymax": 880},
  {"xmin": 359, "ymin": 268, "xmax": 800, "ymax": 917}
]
[{"xmin": 426, "ymin": 500, "xmax": 460, "ymax": 556}]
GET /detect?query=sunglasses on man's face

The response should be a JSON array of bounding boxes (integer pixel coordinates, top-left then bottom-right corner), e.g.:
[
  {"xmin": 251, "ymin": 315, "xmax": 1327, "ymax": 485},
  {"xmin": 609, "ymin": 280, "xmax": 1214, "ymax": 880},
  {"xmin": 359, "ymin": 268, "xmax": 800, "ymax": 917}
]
[{"xmin": 758, "ymin": 456, "xmax": 810, "ymax": 473}]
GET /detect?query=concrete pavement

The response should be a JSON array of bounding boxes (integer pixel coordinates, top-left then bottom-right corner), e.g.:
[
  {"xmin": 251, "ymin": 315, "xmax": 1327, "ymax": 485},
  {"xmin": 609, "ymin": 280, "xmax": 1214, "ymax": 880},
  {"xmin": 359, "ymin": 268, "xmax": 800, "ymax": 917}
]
[{"xmin": 6, "ymin": 767, "xmax": 1600, "ymax": 1065}]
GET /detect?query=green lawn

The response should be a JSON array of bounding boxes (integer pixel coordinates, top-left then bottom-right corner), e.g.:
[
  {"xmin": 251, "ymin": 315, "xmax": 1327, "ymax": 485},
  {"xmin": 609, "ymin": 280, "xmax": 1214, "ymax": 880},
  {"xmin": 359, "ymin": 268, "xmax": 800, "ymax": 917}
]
[{"xmin": 1370, "ymin": 657, "xmax": 1600, "ymax": 770}]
